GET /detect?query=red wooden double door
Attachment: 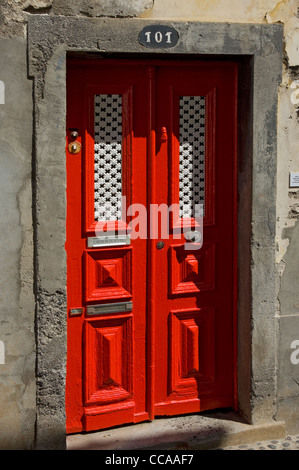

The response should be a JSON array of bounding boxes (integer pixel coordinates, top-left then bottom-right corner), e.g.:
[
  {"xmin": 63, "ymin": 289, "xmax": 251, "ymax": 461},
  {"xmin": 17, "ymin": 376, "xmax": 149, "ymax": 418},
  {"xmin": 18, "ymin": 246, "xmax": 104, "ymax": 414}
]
[{"xmin": 66, "ymin": 58, "xmax": 238, "ymax": 434}]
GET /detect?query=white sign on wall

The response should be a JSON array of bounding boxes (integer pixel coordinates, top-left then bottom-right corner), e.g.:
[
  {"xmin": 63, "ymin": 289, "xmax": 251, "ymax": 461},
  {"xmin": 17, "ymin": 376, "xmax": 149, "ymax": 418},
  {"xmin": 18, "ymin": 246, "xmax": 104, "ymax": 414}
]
[{"xmin": 289, "ymin": 172, "xmax": 299, "ymax": 188}]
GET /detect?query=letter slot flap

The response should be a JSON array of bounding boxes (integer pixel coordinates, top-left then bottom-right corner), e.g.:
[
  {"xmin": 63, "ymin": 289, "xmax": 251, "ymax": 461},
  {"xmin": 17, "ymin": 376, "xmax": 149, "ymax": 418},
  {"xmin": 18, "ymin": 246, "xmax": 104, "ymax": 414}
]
[{"xmin": 86, "ymin": 301, "xmax": 133, "ymax": 316}]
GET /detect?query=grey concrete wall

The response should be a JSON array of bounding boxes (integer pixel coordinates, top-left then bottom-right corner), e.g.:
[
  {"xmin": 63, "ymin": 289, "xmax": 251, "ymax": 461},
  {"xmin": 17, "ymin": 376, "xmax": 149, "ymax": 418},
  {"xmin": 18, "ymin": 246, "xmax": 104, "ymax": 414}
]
[
  {"xmin": 0, "ymin": 38, "xmax": 35, "ymax": 449},
  {"xmin": 277, "ymin": 221, "xmax": 299, "ymax": 433},
  {"xmin": 33, "ymin": 45, "xmax": 68, "ymax": 451},
  {"xmin": 0, "ymin": 0, "xmax": 298, "ymax": 451}
]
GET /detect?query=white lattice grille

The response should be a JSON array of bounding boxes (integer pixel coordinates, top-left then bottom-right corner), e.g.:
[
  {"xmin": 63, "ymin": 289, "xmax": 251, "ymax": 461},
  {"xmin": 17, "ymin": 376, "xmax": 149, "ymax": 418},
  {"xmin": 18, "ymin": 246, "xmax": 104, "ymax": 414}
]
[
  {"xmin": 179, "ymin": 96, "xmax": 205, "ymax": 218},
  {"xmin": 94, "ymin": 94, "xmax": 122, "ymax": 221}
]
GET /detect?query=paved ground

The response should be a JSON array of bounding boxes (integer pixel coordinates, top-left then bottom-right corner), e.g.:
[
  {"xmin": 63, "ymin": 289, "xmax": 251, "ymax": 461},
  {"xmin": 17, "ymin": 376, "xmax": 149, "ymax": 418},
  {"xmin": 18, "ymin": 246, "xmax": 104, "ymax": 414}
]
[{"xmin": 215, "ymin": 434, "xmax": 299, "ymax": 450}]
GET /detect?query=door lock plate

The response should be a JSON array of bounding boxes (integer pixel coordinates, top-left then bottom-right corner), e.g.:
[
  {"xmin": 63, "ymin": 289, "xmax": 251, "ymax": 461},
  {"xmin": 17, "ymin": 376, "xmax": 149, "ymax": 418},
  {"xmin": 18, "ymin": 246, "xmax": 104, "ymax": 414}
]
[{"xmin": 156, "ymin": 241, "xmax": 165, "ymax": 250}]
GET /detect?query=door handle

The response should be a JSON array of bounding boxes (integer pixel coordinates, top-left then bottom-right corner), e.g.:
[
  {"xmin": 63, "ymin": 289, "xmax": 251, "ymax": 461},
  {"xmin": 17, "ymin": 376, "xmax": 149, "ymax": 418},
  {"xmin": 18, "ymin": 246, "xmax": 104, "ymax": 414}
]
[{"xmin": 184, "ymin": 230, "xmax": 202, "ymax": 243}]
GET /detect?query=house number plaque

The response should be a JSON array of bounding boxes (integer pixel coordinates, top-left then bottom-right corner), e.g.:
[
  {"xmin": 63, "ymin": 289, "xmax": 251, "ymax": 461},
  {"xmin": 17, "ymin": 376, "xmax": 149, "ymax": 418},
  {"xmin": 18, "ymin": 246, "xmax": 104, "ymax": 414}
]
[{"xmin": 139, "ymin": 25, "xmax": 179, "ymax": 49}]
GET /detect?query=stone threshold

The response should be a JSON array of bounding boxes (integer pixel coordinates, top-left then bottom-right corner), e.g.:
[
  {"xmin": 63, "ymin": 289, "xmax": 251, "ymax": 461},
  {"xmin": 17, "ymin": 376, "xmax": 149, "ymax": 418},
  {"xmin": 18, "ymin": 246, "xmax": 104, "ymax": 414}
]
[{"xmin": 66, "ymin": 410, "xmax": 286, "ymax": 451}]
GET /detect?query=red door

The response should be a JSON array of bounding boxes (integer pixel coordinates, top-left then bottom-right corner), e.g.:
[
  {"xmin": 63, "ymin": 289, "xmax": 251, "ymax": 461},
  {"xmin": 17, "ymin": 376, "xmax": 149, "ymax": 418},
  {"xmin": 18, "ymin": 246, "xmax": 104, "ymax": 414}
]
[{"xmin": 66, "ymin": 58, "xmax": 238, "ymax": 434}]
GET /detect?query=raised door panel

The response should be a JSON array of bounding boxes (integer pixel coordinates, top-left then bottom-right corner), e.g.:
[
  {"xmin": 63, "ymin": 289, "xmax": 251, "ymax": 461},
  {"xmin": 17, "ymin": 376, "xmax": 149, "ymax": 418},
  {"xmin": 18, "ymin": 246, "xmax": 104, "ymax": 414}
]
[
  {"xmin": 83, "ymin": 315, "xmax": 135, "ymax": 431},
  {"xmin": 169, "ymin": 308, "xmax": 215, "ymax": 396},
  {"xmin": 85, "ymin": 248, "xmax": 132, "ymax": 302}
]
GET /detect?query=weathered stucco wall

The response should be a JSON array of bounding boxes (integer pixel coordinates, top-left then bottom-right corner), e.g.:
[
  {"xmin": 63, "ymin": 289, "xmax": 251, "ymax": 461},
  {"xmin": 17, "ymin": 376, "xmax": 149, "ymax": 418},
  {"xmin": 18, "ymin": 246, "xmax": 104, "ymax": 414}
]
[
  {"xmin": 0, "ymin": 0, "xmax": 298, "ymax": 450},
  {"xmin": 0, "ymin": 37, "xmax": 35, "ymax": 449}
]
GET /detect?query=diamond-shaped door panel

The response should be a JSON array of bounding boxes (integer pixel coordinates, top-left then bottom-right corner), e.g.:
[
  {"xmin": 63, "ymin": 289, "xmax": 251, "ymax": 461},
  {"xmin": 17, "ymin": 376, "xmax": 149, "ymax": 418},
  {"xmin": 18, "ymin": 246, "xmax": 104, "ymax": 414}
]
[
  {"xmin": 85, "ymin": 248, "xmax": 132, "ymax": 302},
  {"xmin": 169, "ymin": 243, "xmax": 215, "ymax": 295}
]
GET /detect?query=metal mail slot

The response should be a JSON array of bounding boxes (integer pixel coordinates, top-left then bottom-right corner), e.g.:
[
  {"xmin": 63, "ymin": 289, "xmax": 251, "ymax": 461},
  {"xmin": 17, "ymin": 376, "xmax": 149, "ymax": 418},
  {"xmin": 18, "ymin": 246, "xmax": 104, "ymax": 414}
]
[
  {"xmin": 86, "ymin": 301, "xmax": 133, "ymax": 316},
  {"xmin": 87, "ymin": 234, "xmax": 130, "ymax": 248}
]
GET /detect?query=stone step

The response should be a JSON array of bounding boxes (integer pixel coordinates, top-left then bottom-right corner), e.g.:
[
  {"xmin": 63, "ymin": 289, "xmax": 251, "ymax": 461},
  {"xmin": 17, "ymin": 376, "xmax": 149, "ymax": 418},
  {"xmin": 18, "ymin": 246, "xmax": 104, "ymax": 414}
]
[{"xmin": 66, "ymin": 410, "xmax": 286, "ymax": 451}]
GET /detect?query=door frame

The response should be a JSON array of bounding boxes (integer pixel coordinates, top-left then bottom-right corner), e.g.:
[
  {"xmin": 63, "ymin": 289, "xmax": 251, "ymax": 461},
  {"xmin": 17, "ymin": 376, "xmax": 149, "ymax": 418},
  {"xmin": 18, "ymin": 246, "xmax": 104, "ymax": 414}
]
[{"xmin": 28, "ymin": 16, "xmax": 283, "ymax": 449}]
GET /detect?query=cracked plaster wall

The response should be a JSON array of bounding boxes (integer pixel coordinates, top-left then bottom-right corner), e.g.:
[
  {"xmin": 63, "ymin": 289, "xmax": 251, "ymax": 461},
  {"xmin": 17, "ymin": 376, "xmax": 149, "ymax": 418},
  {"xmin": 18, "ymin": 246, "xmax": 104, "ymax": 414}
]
[
  {"xmin": 0, "ymin": 0, "xmax": 298, "ymax": 449},
  {"xmin": 0, "ymin": 37, "xmax": 34, "ymax": 449}
]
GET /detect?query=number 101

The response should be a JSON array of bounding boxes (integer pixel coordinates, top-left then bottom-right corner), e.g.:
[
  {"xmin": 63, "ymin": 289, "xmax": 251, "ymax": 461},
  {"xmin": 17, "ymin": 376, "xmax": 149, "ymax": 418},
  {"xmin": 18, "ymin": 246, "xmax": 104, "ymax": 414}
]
[{"xmin": 144, "ymin": 31, "xmax": 173, "ymax": 44}]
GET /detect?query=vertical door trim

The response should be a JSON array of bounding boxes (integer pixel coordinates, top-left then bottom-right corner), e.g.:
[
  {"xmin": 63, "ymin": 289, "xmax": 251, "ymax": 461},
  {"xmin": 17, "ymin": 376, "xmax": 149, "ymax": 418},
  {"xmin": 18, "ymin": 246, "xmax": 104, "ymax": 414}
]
[{"xmin": 146, "ymin": 65, "xmax": 156, "ymax": 420}]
